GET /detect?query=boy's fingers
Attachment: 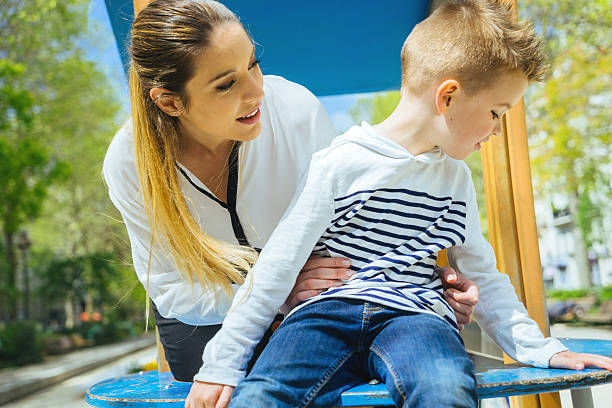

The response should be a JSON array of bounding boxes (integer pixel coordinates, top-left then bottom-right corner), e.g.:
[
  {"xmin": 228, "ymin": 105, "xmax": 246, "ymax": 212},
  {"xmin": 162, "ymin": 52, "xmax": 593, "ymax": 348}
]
[
  {"xmin": 578, "ymin": 354, "xmax": 612, "ymax": 371},
  {"xmin": 550, "ymin": 351, "xmax": 612, "ymax": 371}
]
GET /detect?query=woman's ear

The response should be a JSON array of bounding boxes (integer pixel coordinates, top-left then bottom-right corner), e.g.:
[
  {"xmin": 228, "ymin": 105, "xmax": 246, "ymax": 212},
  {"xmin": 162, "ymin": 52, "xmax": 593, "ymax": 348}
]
[
  {"xmin": 150, "ymin": 87, "xmax": 185, "ymax": 116},
  {"xmin": 435, "ymin": 80, "xmax": 460, "ymax": 115}
]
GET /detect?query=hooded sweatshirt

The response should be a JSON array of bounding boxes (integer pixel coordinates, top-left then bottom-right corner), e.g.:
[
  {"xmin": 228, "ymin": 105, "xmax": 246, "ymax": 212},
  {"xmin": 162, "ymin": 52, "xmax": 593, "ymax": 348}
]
[{"xmin": 196, "ymin": 122, "xmax": 567, "ymax": 386}]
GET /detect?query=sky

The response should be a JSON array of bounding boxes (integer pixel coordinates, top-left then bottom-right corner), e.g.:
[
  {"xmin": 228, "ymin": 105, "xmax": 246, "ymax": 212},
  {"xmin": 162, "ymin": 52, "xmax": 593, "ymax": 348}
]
[{"xmin": 86, "ymin": 0, "xmax": 372, "ymax": 133}]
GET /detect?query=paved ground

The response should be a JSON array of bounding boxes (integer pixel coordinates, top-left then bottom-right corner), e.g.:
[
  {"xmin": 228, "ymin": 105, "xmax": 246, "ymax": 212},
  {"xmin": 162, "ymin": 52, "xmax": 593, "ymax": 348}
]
[
  {"xmin": 2, "ymin": 345, "xmax": 156, "ymax": 408},
  {"xmin": 0, "ymin": 335, "xmax": 155, "ymax": 407}
]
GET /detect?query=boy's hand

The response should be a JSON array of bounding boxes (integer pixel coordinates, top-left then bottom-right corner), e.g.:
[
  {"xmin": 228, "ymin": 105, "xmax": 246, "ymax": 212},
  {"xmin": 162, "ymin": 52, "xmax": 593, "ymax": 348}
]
[
  {"xmin": 185, "ymin": 381, "xmax": 234, "ymax": 408},
  {"xmin": 549, "ymin": 350, "xmax": 612, "ymax": 371},
  {"xmin": 437, "ymin": 266, "xmax": 479, "ymax": 330},
  {"xmin": 283, "ymin": 256, "xmax": 351, "ymax": 311}
]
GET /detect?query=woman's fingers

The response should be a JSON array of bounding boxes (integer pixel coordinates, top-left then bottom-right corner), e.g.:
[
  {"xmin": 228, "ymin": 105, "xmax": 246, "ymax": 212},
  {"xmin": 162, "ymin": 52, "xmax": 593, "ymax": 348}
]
[
  {"xmin": 286, "ymin": 289, "xmax": 325, "ymax": 308},
  {"xmin": 445, "ymin": 298, "xmax": 473, "ymax": 325},
  {"xmin": 285, "ymin": 256, "xmax": 353, "ymax": 309},
  {"xmin": 295, "ymin": 267, "xmax": 352, "ymax": 284},
  {"xmin": 185, "ymin": 381, "xmax": 230, "ymax": 408},
  {"xmin": 301, "ymin": 255, "xmax": 351, "ymax": 273},
  {"xmin": 215, "ymin": 386, "xmax": 235, "ymax": 408},
  {"xmin": 293, "ymin": 278, "xmax": 343, "ymax": 292}
]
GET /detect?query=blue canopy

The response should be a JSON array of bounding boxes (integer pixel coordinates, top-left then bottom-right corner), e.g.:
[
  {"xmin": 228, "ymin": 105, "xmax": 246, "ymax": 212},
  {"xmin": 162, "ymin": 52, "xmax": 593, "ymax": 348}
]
[{"xmin": 104, "ymin": 0, "xmax": 431, "ymax": 96}]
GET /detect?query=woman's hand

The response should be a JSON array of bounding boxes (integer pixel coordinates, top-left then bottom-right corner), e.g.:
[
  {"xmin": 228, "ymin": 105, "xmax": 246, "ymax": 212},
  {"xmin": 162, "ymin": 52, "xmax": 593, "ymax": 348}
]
[
  {"xmin": 549, "ymin": 350, "xmax": 612, "ymax": 371},
  {"xmin": 185, "ymin": 381, "xmax": 234, "ymax": 408},
  {"xmin": 283, "ymin": 256, "xmax": 352, "ymax": 312},
  {"xmin": 437, "ymin": 266, "xmax": 479, "ymax": 330}
]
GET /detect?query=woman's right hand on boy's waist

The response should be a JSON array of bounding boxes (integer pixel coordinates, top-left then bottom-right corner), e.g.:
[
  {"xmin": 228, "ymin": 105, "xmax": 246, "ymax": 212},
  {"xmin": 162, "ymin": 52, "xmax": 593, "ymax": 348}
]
[{"xmin": 281, "ymin": 255, "xmax": 352, "ymax": 313}]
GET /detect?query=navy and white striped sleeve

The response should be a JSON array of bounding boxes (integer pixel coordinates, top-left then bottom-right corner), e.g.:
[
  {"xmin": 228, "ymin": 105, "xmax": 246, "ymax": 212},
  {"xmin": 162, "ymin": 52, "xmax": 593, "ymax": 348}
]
[
  {"xmin": 196, "ymin": 154, "xmax": 336, "ymax": 386},
  {"xmin": 447, "ymin": 175, "xmax": 567, "ymax": 368}
]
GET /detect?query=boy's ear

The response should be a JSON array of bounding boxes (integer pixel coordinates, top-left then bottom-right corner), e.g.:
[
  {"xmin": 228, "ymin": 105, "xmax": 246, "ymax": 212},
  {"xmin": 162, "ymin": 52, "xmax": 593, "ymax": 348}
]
[
  {"xmin": 435, "ymin": 80, "xmax": 460, "ymax": 115},
  {"xmin": 150, "ymin": 87, "xmax": 185, "ymax": 116}
]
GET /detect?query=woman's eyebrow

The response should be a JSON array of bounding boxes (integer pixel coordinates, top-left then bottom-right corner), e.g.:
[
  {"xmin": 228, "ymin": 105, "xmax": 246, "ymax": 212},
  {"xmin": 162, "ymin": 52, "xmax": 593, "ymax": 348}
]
[
  {"xmin": 208, "ymin": 69, "xmax": 235, "ymax": 84},
  {"xmin": 207, "ymin": 45, "xmax": 257, "ymax": 85}
]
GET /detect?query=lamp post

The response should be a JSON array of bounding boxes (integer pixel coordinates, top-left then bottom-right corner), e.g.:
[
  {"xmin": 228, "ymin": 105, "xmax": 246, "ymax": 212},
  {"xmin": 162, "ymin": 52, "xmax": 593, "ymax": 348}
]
[{"xmin": 17, "ymin": 230, "xmax": 31, "ymax": 320}]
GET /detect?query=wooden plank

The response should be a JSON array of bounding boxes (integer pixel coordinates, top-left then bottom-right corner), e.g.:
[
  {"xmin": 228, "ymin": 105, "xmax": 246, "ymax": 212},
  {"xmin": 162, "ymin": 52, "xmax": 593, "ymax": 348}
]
[{"xmin": 84, "ymin": 338, "xmax": 612, "ymax": 407}]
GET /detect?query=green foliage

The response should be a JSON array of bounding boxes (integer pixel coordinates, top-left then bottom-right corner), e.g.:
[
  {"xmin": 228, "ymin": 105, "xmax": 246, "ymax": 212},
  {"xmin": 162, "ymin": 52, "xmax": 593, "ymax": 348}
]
[
  {"xmin": 598, "ymin": 286, "xmax": 612, "ymax": 302},
  {"xmin": 522, "ymin": 0, "xmax": 611, "ymax": 250},
  {"xmin": 0, "ymin": 320, "xmax": 42, "ymax": 367},
  {"xmin": 350, "ymin": 91, "xmax": 401, "ymax": 126},
  {"xmin": 546, "ymin": 288, "xmax": 591, "ymax": 301},
  {"xmin": 38, "ymin": 252, "xmax": 122, "ymax": 304}
]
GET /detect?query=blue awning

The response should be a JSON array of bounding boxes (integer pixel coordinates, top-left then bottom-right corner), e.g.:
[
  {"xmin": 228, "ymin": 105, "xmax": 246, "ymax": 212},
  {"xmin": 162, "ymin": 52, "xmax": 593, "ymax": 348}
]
[{"xmin": 104, "ymin": 0, "xmax": 431, "ymax": 96}]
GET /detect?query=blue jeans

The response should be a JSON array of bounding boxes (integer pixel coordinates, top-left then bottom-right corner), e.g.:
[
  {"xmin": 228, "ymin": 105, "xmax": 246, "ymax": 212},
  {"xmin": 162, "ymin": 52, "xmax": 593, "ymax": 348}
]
[{"xmin": 230, "ymin": 298, "xmax": 477, "ymax": 408}]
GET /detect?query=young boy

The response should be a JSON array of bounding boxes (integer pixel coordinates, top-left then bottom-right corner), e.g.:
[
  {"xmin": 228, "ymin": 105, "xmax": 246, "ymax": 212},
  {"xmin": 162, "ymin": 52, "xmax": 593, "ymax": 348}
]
[{"xmin": 188, "ymin": 1, "xmax": 612, "ymax": 407}]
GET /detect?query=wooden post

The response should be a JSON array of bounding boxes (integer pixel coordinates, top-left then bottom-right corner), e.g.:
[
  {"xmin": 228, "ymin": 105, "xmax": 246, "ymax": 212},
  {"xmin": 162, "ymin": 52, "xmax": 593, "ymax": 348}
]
[
  {"xmin": 133, "ymin": 0, "xmax": 151, "ymax": 16},
  {"xmin": 155, "ymin": 327, "xmax": 171, "ymax": 373},
  {"xmin": 479, "ymin": 2, "xmax": 560, "ymax": 407}
]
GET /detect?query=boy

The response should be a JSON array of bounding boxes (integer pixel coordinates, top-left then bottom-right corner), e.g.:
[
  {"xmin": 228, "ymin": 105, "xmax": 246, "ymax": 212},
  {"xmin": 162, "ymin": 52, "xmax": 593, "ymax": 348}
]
[{"xmin": 188, "ymin": 1, "xmax": 612, "ymax": 407}]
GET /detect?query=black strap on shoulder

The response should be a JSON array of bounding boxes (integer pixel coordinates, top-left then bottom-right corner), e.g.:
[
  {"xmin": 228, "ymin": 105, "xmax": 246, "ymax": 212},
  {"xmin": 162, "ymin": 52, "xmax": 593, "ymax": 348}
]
[{"xmin": 227, "ymin": 142, "xmax": 250, "ymax": 247}]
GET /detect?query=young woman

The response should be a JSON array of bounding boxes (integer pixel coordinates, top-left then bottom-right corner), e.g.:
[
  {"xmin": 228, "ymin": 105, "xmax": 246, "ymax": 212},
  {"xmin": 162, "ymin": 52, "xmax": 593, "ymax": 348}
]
[{"xmin": 103, "ymin": 0, "xmax": 479, "ymax": 403}]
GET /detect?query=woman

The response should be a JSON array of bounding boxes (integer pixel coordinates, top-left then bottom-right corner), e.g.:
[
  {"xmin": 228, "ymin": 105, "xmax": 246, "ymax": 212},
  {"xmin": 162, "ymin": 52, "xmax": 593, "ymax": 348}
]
[{"xmin": 103, "ymin": 0, "xmax": 479, "ymax": 402}]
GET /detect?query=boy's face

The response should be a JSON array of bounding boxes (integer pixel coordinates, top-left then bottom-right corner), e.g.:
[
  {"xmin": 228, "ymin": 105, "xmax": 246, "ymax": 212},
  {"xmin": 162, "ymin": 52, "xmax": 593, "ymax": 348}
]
[{"xmin": 438, "ymin": 71, "xmax": 528, "ymax": 160}]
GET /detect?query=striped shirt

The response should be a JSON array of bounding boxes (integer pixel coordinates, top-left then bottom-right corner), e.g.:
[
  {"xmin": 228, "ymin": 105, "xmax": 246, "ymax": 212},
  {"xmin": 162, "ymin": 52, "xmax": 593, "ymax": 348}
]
[{"xmin": 197, "ymin": 122, "xmax": 567, "ymax": 387}]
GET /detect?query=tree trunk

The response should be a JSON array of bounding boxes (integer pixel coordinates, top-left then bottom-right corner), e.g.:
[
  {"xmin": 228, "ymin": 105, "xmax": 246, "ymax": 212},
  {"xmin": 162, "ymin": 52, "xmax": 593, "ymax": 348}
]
[
  {"xmin": 3, "ymin": 229, "xmax": 18, "ymax": 320},
  {"xmin": 568, "ymin": 191, "xmax": 592, "ymax": 288},
  {"xmin": 64, "ymin": 296, "xmax": 74, "ymax": 329}
]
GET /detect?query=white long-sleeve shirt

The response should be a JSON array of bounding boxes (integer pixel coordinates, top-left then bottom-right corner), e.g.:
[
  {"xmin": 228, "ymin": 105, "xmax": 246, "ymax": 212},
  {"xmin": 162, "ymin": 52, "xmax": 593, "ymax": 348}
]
[
  {"xmin": 197, "ymin": 122, "xmax": 567, "ymax": 386},
  {"xmin": 103, "ymin": 75, "xmax": 337, "ymax": 325}
]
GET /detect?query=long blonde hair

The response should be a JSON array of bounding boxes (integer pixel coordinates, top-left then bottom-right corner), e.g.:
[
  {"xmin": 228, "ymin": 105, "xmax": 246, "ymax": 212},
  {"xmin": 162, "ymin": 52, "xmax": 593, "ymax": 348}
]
[{"xmin": 128, "ymin": 0, "xmax": 258, "ymax": 319}]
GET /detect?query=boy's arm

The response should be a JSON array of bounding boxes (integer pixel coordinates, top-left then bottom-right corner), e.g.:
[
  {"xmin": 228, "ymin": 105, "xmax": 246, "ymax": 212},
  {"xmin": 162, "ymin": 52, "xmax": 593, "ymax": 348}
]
[
  {"xmin": 447, "ymin": 177, "xmax": 567, "ymax": 368},
  {"xmin": 194, "ymin": 155, "xmax": 335, "ymax": 386}
]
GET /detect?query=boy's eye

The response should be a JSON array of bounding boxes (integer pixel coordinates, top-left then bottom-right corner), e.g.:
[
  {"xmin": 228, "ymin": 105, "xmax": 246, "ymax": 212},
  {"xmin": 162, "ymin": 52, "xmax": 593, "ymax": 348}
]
[
  {"xmin": 216, "ymin": 79, "xmax": 235, "ymax": 92},
  {"xmin": 491, "ymin": 111, "xmax": 500, "ymax": 120},
  {"xmin": 249, "ymin": 59, "xmax": 261, "ymax": 70}
]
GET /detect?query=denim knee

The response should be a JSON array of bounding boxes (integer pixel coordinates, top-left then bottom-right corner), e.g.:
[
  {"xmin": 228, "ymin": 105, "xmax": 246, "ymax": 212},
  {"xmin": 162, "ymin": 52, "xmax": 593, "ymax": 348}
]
[{"xmin": 406, "ymin": 359, "xmax": 477, "ymax": 408}]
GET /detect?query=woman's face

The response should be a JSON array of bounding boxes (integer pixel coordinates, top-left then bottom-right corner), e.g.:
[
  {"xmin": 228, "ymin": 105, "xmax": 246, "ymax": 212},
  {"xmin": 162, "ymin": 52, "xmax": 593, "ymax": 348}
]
[{"xmin": 178, "ymin": 22, "xmax": 264, "ymax": 152}]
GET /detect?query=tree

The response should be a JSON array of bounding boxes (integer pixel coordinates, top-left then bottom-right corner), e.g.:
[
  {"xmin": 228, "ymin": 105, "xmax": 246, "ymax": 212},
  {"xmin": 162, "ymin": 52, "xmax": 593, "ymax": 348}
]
[
  {"xmin": 1, "ymin": 0, "xmax": 130, "ymax": 323},
  {"xmin": 0, "ymin": 60, "xmax": 67, "ymax": 319},
  {"xmin": 521, "ymin": 0, "xmax": 611, "ymax": 287}
]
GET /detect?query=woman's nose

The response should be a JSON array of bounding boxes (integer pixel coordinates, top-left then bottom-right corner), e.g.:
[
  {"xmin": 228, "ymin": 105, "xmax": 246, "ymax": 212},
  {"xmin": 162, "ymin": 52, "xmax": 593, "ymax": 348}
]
[
  {"xmin": 243, "ymin": 75, "xmax": 264, "ymax": 103},
  {"xmin": 493, "ymin": 120, "xmax": 502, "ymax": 136}
]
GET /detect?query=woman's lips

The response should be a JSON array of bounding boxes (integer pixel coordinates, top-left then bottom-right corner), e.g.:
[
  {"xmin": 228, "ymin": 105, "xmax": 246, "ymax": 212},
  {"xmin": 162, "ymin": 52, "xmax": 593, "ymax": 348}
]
[{"xmin": 236, "ymin": 107, "xmax": 261, "ymax": 125}]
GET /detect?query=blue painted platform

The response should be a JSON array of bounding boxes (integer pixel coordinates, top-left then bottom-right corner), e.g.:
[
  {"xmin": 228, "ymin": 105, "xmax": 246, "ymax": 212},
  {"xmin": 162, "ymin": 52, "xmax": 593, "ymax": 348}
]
[{"xmin": 86, "ymin": 338, "xmax": 612, "ymax": 407}]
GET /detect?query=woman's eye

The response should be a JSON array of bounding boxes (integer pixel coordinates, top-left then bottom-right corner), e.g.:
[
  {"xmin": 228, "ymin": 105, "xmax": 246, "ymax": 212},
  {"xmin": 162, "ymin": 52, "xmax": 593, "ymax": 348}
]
[
  {"xmin": 249, "ymin": 59, "xmax": 261, "ymax": 70},
  {"xmin": 216, "ymin": 79, "xmax": 235, "ymax": 92},
  {"xmin": 491, "ymin": 111, "xmax": 500, "ymax": 120}
]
